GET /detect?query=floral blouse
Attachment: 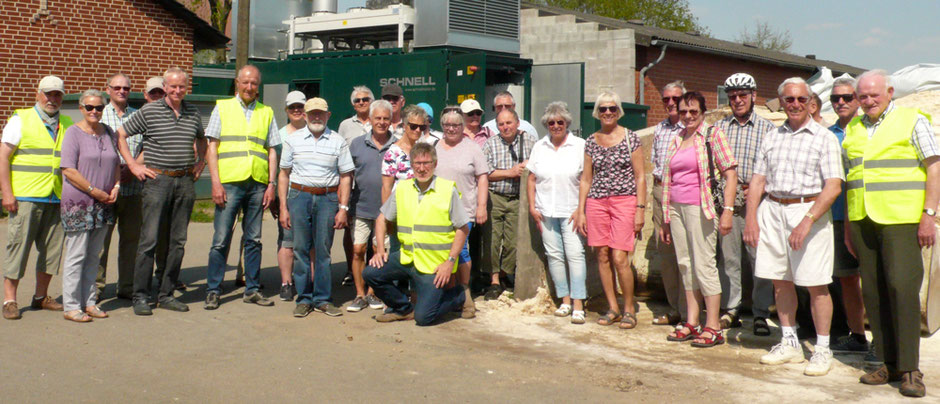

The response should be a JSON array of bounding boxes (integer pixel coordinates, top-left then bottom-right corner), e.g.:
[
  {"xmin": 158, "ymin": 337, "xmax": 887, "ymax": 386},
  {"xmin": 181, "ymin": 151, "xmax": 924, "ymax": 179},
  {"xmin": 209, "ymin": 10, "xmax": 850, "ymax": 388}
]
[
  {"xmin": 585, "ymin": 130, "xmax": 641, "ymax": 199},
  {"xmin": 381, "ymin": 143, "xmax": 414, "ymax": 180}
]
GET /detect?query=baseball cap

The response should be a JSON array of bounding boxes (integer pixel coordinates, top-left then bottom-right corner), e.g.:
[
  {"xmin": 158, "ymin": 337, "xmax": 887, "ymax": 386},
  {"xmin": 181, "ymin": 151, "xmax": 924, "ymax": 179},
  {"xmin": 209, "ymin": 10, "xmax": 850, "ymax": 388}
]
[
  {"xmin": 285, "ymin": 90, "xmax": 306, "ymax": 106},
  {"xmin": 304, "ymin": 97, "xmax": 329, "ymax": 112},
  {"xmin": 460, "ymin": 99, "xmax": 483, "ymax": 114},
  {"xmin": 416, "ymin": 102, "xmax": 434, "ymax": 119},
  {"xmin": 38, "ymin": 76, "xmax": 64, "ymax": 93},
  {"xmin": 381, "ymin": 83, "xmax": 403, "ymax": 98},
  {"xmin": 144, "ymin": 77, "xmax": 164, "ymax": 93}
]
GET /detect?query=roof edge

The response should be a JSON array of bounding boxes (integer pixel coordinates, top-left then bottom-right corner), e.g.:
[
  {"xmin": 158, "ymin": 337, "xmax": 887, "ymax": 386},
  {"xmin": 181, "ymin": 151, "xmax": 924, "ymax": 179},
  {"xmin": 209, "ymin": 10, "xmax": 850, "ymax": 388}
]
[{"xmin": 156, "ymin": 0, "xmax": 230, "ymax": 50}]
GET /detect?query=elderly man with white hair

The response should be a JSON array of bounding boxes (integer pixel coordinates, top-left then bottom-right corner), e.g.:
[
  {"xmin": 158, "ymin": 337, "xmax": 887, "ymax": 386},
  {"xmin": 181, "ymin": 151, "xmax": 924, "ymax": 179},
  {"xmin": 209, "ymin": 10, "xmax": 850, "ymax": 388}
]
[
  {"xmin": 846, "ymin": 69, "xmax": 939, "ymax": 398},
  {"xmin": 744, "ymin": 77, "xmax": 844, "ymax": 377}
]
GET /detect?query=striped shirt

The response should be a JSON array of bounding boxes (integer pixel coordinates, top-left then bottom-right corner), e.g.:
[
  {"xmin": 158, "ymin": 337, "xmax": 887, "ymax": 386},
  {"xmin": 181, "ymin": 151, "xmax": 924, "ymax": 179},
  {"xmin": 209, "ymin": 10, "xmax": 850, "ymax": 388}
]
[
  {"xmin": 484, "ymin": 131, "xmax": 537, "ymax": 196},
  {"xmin": 755, "ymin": 119, "xmax": 844, "ymax": 198},
  {"xmin": 121, "ymin": 99, "xmax": 205, "ymax": 169},
  {"xmin": 279, "ymin": 126, "xmax": 354, "ymax": 187},
  {"xmin": 714, "ymin": 112, "xmax": 776, "ymax": 184},
  {"xmin": 205, "ymin": 98, "xmax": 281, "ymax": 148},
  {"xmin": 661, "ymin": 125, "xmax": 737, "ymax": 223},
  {"xmin": 651, "ymin": 118, "xmax": 683, "ymax": 180},
  {"xmin": 101, "ymin": 103, "xmax": 142, "ymax": 196}
]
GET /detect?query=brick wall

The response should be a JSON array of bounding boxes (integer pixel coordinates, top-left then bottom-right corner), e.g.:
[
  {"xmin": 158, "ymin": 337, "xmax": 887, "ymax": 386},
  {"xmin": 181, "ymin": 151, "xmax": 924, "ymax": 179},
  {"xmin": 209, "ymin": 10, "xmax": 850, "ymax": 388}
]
[
  {"xmin": 637, "ymin": 46, "xmax": 810, "ymax": 127},
  {"xmin": 0, "ymin": 0, "xmax": 195, "ymax": 127}
]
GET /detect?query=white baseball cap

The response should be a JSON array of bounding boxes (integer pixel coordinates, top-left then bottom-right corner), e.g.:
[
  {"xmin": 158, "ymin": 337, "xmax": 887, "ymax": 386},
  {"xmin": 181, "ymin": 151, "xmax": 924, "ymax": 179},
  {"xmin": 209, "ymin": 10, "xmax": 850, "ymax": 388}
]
[
  {"xmin": 460, "ymin": 99, "xmax": 483, "ymax": 114},
  {"xmin": 38, "ymin": 76, "xmax": 64, "ymax": 93},
  {"xmin": 285, "ymin": 91, "xmax": 307, "ymax": 107},
  {"xmin": 144, "ymin": 77, "xmax": 164, "ymax": 93}
]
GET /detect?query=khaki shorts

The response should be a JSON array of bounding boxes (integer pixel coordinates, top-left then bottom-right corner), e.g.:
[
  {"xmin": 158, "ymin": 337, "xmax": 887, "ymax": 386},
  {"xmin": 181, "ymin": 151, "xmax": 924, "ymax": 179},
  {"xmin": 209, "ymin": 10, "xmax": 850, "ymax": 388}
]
[
  {"xmin": 754, "ymin": 199, "xmax": 833, "ymax": 287},
  {"xmin": 353, "ymin": 217, "xmax": 375, "ymax": 245},
  {"xmin": 4, "ymin": 200, "xmax": 64, "ymax": 279}
]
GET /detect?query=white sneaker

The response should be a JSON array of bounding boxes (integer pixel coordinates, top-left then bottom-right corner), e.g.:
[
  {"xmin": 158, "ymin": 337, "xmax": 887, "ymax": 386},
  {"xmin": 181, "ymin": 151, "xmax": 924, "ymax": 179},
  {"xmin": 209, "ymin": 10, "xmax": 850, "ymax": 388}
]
[
  {"xmin": 804, "ymin": 347, "xmax": 833, "ymax": 376},
  {"xmin": 554, "ymin": 304, "xmax": 572, "ymax": 317},
  {"xmin": 760, "ymin": 342, "xmax": 805, "ymax": 365}
]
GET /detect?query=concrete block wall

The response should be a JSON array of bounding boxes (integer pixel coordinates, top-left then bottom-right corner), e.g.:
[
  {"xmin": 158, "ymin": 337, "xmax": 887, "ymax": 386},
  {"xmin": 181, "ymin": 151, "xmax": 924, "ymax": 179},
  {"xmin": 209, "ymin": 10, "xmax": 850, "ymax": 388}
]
[
  {"xmin": 521, "ymin": 9, "xmax": 636, "ymax": 104},
  {"xmin": 0, "ymin": 0, "xmax": 196, "ymax": 127}
]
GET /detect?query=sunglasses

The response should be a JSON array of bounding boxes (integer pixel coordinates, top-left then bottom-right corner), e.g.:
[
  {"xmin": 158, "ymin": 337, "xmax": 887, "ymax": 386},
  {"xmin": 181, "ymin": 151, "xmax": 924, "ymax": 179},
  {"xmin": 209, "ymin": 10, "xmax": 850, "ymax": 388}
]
[
  {"xmin": 353, "ymin": 97, "xmax": 371, "ymax": 104},
  {"xmin": 442, "ymin": 107, "xmax": 461, "ymax": 115},
  {"xmin": 408, "ymin": 123, "xmax": 428, "ymax": 131},
  {"xmin": 287, "ymin": 104, "xmax": 305, "ymax": 110},
  {"xmin": 493, "ymin": 104, "xmax": 513, "ymax": 111},
  {"xmin": 82, "ymin": 104, "xmax": 105, "ymax": 112},
  {"xmin": 728, "ymin": 93, "xmax": 751, "ymax": 101},
  {"xmin": 597, "ymin": 106, "xmax": 619, "ymax": 113},
  {"xmin": 661, "ymin": 96, "xmax": 680, "ymax": 104},
  {"xmin": 382, "ymin": 95, "xmax": 400, "ymax": 102},
  {"xmin": 547, "ymin": 120, "xmax": 565, "ymax": 127},
  {"xmin": 783, "ymin": 96, "xmax": 809, "ymax": 105},
  {"xmin": 830, "ymin": 94, "xmax": 856, "ymax": 103},
  {"xmin": 148, "ymin": 89, "xmax": 165, "ymax": 96},
  {"xmin": 466, "ymin": 110, "xmax": 483, "ymax": 117},
  {"xmin": 109, "ymin": 86, "xmax": 130, "ymax": 92},
  {"xmin": 678, "ymin": 109, "xmax": 700, "ymax": 117}
]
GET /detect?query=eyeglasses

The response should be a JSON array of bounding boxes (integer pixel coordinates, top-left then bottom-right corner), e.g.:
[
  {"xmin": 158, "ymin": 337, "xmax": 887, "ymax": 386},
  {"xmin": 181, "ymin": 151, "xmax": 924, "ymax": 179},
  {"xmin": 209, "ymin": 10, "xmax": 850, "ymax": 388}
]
[
  {"xmin": 382, "ymin": 95, "xmax": 400, "ymax": 102},
  {"xmin": 678, "ymin": 109, "xmax": 700, "ymax": 117},
  {"xmin": 830, "ymin": 94, "xmax": 856, "ymax": 103},
  {"xmin": 353, "ymin": 97, "xmax": 371, "ymax": 104},
  {"xmin": 109, "ymin": 86, "xmax": 130, "ymax": 92},
  {"xmin": 661, "ymin": 96, "xmax": 680, "ymax": 104},
  {"xmin": 408, "ymin": 123, "xmax": 428, "ymax": 131},
  {"xmin": 412, "ymin": 160, "xmax": 434, "ymax": 167},
  {"xmin": 493, "ymin": 104, "xmax": 513, "ymax": 111},
  {"xmin": 728, "ymin": 93, "xmax": 751, "ymax": 101},
  {"xmin": 82, "ymin": 104, "xmax": 105, "ymax": 112},
  {"xmin": 783, "ymin": 96, "xmax": 809, "ymax": 105},
  {"xmin": 597, "ymin": 106, "xmax": 619, "ymax": 113},
  {"xmin": 547, "ymin": 120, "xmax": 565, "ymax": 127},
  {"xmin": 466, "ymin": 110, "xmax": 483, "ymax": 117}
]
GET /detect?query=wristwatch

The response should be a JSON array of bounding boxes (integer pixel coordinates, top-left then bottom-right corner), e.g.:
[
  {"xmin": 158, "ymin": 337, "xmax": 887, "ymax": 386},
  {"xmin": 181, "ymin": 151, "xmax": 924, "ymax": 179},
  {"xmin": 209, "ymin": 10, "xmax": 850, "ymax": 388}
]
[
  {"xmin": 723, "ymin": 206, "xmax": 735, "ymax": 212},
  {"xmin": 446, "ymin": 256, "xmax": 457, "ymax": 263},
  {"xmin": 925, "ymin": 208, "xmax": 937, "ymax": 217},
  {"xmin": 338, "ymin": 204, "xmax": 349, "ymax": 211}
]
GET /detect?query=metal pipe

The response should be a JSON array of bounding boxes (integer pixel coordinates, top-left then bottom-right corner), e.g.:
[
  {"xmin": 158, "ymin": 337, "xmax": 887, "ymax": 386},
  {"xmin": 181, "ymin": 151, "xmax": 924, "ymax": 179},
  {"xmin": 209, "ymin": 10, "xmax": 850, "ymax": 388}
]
[{"xmin": 638, "ymin": 40, "xmax": 667, "ymax": 106}]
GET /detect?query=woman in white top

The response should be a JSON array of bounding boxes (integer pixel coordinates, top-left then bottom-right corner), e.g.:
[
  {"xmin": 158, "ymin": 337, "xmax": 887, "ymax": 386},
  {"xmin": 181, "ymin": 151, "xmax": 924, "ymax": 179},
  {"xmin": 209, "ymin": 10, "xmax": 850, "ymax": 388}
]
[{"xmin": 526, "ymin": 101, "xmax": 587, "ymax": 324}]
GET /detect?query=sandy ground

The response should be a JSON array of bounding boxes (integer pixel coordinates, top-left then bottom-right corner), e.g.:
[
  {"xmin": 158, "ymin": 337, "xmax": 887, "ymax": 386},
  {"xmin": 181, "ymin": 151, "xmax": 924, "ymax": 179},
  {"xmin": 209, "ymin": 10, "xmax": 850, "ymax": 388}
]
[{"xmin": 0, "ymin": 219, "xmax": 937, "ymax": 403}]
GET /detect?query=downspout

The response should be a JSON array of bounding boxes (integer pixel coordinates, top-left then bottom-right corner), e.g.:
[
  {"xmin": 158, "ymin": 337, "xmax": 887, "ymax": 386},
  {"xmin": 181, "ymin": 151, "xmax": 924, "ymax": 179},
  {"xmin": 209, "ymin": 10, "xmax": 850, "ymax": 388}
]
[{"xmin": 638, "ymin": 40, "xmax": 668, "ymax": 105}]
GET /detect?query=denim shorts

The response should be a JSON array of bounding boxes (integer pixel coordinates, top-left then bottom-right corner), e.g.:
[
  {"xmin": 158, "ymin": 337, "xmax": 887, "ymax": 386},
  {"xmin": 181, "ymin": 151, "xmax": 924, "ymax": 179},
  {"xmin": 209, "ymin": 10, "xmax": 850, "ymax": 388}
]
[{"xmin": 458, "ymin": 222, "xmax": 473, "ymax": 264}]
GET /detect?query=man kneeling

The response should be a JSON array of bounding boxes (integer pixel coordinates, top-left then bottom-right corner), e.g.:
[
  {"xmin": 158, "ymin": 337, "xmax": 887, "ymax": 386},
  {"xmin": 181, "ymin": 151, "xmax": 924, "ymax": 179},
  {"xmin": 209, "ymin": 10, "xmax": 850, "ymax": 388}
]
[{"xmin": 364, "ymin": 142, "xmax": 469, "ymax": 325}]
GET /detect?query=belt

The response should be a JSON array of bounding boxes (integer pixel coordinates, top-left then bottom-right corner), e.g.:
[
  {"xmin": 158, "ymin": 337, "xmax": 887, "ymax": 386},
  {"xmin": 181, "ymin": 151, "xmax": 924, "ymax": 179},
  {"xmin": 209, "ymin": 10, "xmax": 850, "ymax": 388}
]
[
  {"xmin": 290, "ymin": 183, "xmax": 338, "ymax": 195},
  {"xmin": 149, "ymin": 166, "xmax": 192, "ymax": 177},
  {"xmin": 768, "ymin": 194, "xmax": 817, "ymax": 205}
]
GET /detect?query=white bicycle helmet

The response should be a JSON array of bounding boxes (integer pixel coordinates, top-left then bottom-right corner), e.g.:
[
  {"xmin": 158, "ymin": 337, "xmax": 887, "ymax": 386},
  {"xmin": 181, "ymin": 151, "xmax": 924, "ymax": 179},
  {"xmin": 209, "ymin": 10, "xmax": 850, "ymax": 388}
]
[{"xmin": 724, "ymin": 73, "xmax": 757, "ymax": 91}]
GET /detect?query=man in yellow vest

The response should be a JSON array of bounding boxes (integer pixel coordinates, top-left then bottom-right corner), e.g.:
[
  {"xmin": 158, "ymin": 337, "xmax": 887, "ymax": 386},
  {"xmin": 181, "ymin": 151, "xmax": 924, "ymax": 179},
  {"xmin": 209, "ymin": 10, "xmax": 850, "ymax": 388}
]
[
  {"xmin": 203, "ymin": 65, "xmax": 280, "ymax": 310},
  {"xmin": 846, "ymin": 70, "xmax": 939, "ymax": 398},
  {"xmin": 363, "ymin": 142, "xmax": 470, "ymax": 325},
  {"xmin": 0, "ymin": 76, "xmax": 69, "ymax": 319}
]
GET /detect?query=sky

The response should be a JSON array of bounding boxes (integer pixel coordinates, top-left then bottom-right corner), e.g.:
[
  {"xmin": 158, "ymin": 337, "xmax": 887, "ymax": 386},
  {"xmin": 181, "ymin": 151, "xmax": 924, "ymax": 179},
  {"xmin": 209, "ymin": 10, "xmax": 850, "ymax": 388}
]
[{"xmin": 336, "ymin": 0, "xmax": 939, "ymax": 73}]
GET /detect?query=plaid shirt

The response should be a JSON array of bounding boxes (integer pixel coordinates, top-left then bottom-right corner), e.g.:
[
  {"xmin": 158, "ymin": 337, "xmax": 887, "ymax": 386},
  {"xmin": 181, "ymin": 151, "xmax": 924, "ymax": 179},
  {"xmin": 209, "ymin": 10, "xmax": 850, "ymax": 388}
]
[
  {"xmin": 857, "ymin": 102, "xmax": 939, "ymax": 160},
  {"xmin": 101, "ymin": 103, "xmax": 141, "ymax": 196},
  {"xmin": 714, "ymin": 112, "xmax": 776, "ymax": 184},
  {"xmin": 484, "ymin": 131, "xmax": 537, "ymax": 196},
  {"xmin": 652, "ymin": 118, "xmax": 683, "ymax": 180},
  {"xmin": 662, "ymin": 125, "xmax": 737, "ymax": 222},
  {"xmin": 755, "ymin": 119, "xmax": 844, "ymax": 198},
  {"xmin": 205, "ymin": 98, "xmax": 280, "ymax": 147}
]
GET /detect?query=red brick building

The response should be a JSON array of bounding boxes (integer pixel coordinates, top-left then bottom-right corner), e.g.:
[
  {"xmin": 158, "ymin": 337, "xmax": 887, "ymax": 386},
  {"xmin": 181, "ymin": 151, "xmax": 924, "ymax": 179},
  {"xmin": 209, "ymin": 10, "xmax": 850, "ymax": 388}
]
[{"xmin": 0, "ymin": 0, "xmax": 227, "ymax": 126}]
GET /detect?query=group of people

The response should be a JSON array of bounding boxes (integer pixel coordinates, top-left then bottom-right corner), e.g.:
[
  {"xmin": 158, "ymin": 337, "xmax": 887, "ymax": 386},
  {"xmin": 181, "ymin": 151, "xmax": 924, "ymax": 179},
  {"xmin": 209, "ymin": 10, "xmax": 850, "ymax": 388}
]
[{"xmin": 1, "ymin": 65, "xmax": 934, "ymax": 398}]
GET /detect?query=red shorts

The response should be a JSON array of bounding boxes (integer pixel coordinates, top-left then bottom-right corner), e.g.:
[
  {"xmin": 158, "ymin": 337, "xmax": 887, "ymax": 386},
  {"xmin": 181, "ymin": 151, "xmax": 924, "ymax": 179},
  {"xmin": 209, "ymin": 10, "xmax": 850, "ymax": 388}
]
[{"xmin": 585, "ymin": 195, "xmax": 637, "ymax": 251}]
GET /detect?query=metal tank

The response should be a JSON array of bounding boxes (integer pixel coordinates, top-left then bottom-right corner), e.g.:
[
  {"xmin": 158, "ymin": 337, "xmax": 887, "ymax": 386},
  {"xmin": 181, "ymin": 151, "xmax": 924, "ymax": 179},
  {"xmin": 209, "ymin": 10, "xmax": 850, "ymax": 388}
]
[{"xmin": 229, "ymin": 0, "xmax": 313, "ymax": 61}]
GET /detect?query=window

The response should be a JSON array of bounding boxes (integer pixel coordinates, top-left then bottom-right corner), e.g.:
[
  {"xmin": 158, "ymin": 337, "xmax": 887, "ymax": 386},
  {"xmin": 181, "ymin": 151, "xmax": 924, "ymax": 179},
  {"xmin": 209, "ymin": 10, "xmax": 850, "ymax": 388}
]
[{"xmin": 716, "ymin": 85, "xmax": 728, "ymax": 106}]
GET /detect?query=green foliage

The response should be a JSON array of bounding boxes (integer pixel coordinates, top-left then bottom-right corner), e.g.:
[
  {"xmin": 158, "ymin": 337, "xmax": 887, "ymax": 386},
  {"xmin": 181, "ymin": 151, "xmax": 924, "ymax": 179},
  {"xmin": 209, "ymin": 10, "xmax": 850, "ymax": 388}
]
[
  {"xmin": 735, "ymin": 21, "xmax": 792, "ymax": 52},
  {"xmin": 185, "ymin": 0, "xmax": 232, "ymax": 62},
  {"xmin": 536, "ymin": 0, "xmax": 708, "ymax": 34},
  {"xmin": 191, "ymin": 200, "xmax": 216, "ymax": 223}
]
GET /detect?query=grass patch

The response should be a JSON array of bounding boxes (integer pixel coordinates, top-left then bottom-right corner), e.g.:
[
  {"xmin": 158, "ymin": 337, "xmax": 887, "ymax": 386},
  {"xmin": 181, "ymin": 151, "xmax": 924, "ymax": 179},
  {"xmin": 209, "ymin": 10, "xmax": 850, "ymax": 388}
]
[{"xmin": 191, "ymin": 200, "xmax": 216, "ymax": 223}]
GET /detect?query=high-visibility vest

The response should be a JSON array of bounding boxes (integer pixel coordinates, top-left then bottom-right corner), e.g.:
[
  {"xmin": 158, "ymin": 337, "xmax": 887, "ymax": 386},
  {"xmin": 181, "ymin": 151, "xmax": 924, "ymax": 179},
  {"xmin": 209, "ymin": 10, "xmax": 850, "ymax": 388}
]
[
  {"xmin": 396, "ymin": 177, "xmax": 458, "ymax": 274},
  {"xmin": 843, "ymin": 107, "xmax": 932, "ymax": 224},
  {"xmin": 216, "ymin": 97, "xmax": 272, "ymax": 184},
  {"xmin": 9, "ymin": 108, "xmax": 72, "ymax": 198}
]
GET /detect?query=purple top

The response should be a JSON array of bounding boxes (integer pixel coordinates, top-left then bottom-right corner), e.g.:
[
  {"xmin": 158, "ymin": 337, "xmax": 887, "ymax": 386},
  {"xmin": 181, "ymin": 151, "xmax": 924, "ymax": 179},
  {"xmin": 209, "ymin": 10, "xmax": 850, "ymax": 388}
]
[
  {"xmin": 585, "ymin": 131, "xmax": 641, "ymax": 199},
  {"xmin": 60, "ymin": 124, "xmax": 120, "ymax": 232},
  {"xmin": 668, "ymin": 146, "xmax": 701, "ymax": 205}
]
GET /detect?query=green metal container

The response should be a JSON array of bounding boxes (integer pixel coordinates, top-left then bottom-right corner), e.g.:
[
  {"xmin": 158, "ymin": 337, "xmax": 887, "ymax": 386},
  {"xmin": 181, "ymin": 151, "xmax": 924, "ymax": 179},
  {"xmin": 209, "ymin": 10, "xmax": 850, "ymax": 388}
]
[{"xmin": 580, "ymin": 102, "xmax": 650, "ymax": 135}]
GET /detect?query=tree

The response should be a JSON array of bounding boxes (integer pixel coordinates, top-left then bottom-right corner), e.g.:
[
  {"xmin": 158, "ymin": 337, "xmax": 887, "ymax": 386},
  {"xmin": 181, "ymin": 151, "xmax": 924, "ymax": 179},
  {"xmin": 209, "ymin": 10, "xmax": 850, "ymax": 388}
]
[
  {"xmin": 736, "ymin": 21, "xmax": 792, "ymax": 52},
  {"xmin": 536, "ymin": 0, "xmax": 708, "ymax": 35},
  {"xmin": 186, "ymin": 0, "xmax": 233, "ymax": 63}
]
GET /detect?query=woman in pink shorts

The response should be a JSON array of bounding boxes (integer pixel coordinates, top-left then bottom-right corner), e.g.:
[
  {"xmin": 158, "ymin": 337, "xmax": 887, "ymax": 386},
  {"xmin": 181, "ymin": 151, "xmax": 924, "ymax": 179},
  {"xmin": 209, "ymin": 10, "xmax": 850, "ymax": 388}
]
[{"xmin": 574, "ymin": 91, "xmax": 646, "ymax": 329}]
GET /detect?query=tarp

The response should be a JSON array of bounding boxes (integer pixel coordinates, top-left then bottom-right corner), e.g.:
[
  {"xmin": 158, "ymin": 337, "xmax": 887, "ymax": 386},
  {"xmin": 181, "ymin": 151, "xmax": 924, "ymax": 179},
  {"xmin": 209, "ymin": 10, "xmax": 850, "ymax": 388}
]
[{"xmin": 807, "ymin": 63, "xmax": 940, "ymax": 114}]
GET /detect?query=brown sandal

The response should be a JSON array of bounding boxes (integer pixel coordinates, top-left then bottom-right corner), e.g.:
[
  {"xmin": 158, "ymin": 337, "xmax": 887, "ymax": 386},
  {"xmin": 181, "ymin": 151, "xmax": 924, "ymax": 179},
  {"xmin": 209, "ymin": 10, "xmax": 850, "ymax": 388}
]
[
  {"xmin": 85, "ymin": 306, "xmax": 108, "ymax": 319},
  {"xmin": 619, "ymin": 312, "xmax": 637, "ymax": 329},
  {"xmin": 597, "ymin": 310, "xmax": 622, "ymax": 326}
]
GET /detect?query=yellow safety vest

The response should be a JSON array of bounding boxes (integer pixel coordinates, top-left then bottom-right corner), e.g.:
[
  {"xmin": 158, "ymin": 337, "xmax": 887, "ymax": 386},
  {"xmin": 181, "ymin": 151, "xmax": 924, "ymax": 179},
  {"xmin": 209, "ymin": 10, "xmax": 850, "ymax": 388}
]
[
  {"xmin": 8, "ymin": 108, "xmax": 72, "ymax": 198},
  {"xmin": 396, "ymin": 177, "xmax": 458, "ymax": 274},
  {"xmin": 843, "ymin": 106, "xmax": 932, "ymax": 224},
  {"xmin": 216, "ymin": 97, "xmax": 273, "ymax": 184}
]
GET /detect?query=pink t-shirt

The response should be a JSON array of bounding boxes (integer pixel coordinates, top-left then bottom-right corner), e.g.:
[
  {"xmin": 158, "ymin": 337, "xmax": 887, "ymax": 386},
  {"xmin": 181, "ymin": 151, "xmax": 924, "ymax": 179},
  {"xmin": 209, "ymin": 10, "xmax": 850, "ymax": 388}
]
[{"xmin": 668, "ymin": 146, "xmax": 700, "ymax": 205}]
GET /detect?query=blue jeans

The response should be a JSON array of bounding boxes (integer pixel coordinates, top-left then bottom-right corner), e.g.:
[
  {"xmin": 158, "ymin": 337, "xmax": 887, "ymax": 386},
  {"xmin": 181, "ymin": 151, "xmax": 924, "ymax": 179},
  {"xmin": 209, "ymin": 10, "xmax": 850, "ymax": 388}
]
[
  {"xmin": 287, "ymin": 188, "xmax": 338, "ymax": 305},
  {"xmin": 207, "ymin": 180, "xmax": 265, "ymax": 294},
  {"xmin": 539, "ymin": 216, "xmax": 587, "ymax": 300},
  {"xmin": 363, "ymin": 250, "xmax": 466, "ymax": 326}
]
